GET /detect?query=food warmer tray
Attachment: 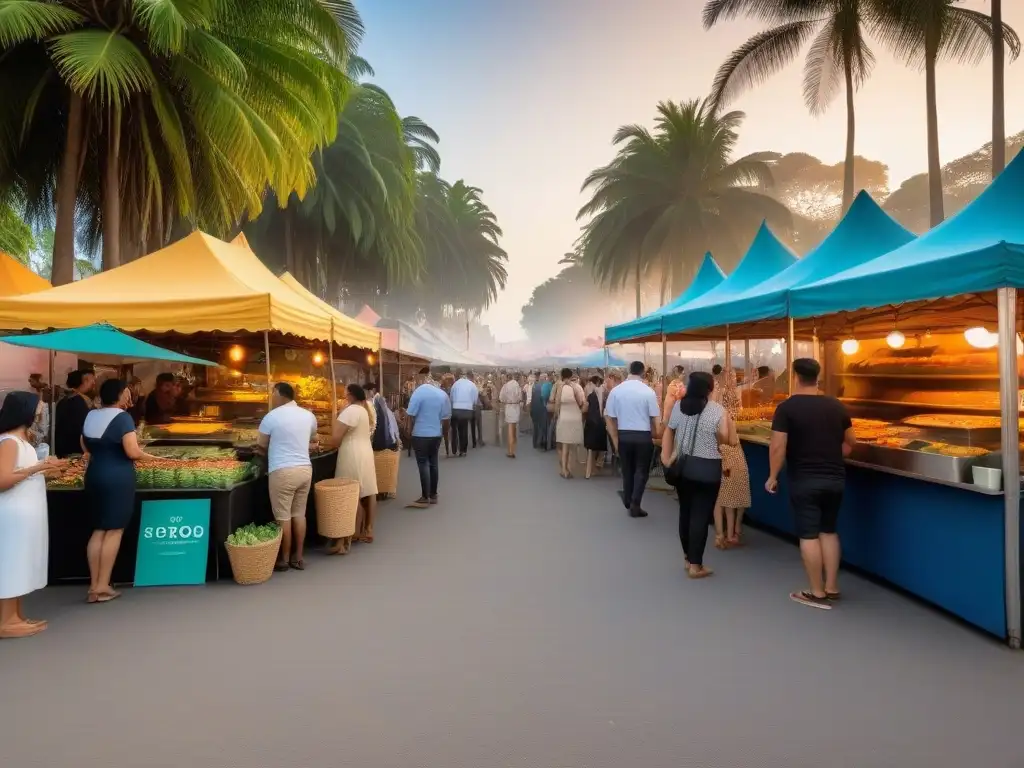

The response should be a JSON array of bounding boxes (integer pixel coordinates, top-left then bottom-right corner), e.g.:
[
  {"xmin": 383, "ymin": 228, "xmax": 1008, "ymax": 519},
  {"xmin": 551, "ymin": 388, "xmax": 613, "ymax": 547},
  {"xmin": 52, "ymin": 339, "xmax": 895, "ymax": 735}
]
[{"xmin": 849, "ymin": 442, "xmax": 987, "ymax": 484}]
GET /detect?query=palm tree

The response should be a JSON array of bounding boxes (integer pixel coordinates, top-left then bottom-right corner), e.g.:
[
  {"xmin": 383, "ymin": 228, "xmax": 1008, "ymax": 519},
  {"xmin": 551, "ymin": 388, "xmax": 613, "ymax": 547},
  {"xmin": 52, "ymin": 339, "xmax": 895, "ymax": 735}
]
[
  {"xmin": 245, "ymin": 70, "xmax": 420, "ymax": 303},
  {"xmin": 992, "ymin": 0, "xmax": 1006, "ymax": 175},
  {"xmin": 402, "ymin": 116, "xmax": 441, "ymax": 173},
  {"xmin": 577, "ymin": 99, "xmax": 791, "ymax": 318},
  {"xmin": 0, "ymin": 0, "xmax": 359, "ymax": 284},
  {"xmin": 874, "ymin": 0, "xmax": 1019, "ymax": 225},
  {"xmin": 703, "ymin": 0, "xmax": 879, "ymax": 215}
]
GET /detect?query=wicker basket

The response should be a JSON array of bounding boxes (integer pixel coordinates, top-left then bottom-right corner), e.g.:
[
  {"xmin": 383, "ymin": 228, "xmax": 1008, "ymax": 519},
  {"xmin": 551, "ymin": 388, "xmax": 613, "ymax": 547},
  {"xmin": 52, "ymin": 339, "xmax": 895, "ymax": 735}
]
[
  {"xmin": 373, "ymin": 450, "xmax": 400, "ymax": 497},
  {"xmin": 314, "ymin": 477, "xmax": 360, "ymax": 538},
  {"xmin": 225, "ymin": 530, "xmax": 282, "ymax": 586}
]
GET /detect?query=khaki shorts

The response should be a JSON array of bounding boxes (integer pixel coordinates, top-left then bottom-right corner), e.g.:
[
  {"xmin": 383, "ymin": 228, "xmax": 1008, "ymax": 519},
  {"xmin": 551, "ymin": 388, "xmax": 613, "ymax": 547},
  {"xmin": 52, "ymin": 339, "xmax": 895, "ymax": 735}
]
[{"xmin": 269, "ymin": 466, "xmax": 313, "ymax": 522}]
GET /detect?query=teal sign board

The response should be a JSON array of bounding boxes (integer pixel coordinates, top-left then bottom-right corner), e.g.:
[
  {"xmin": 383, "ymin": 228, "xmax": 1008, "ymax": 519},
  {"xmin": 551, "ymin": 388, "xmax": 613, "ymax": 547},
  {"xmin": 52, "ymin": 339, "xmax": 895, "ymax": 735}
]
[{"xmin": 134, "ymin": 499, "xmax": 211, "ymax": 586}]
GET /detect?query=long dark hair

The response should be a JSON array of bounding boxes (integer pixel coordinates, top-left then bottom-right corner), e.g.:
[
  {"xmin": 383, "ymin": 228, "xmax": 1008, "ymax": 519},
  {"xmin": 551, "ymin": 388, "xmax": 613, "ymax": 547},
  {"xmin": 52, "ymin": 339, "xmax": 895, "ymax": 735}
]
[
  {"xmin": 679, "ymin": 371, "xmax": 714, "ymax": 416},
  {"xmin": 0, "ymin": 391, "xmax": 40, "ymax": 434},
  {"xmin": 346, "ymin": 383, "xmax": 367, "ymax": 402}
]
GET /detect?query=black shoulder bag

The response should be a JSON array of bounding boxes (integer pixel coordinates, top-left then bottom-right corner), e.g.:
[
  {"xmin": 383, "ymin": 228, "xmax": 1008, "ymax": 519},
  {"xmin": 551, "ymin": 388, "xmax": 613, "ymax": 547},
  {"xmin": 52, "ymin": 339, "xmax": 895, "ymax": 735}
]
[{"xmin": 664, "ymin": 407, "xmax": 722, "ymax": 487}]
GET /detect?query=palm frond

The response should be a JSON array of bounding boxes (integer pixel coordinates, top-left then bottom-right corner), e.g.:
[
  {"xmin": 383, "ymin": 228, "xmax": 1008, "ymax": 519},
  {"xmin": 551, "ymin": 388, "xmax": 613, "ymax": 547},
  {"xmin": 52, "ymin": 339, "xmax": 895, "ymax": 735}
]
[{"xmin": 0, "ymin": 0, "xmax": 83, "ymax": 48}]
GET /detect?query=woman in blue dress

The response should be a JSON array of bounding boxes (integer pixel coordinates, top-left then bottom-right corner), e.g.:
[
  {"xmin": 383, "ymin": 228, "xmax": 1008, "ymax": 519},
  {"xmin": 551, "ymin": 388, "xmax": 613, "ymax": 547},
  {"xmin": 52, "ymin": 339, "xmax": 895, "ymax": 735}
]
[{"xmin": 82, "ymin": 379, "xmax": 159, "ymax": 603}]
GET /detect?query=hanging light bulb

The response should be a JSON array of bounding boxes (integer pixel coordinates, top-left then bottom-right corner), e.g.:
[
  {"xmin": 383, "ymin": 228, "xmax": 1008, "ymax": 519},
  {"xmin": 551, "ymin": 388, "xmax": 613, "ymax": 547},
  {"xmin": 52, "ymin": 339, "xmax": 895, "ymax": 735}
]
[
  {"xmin": 886, "ymin": 330, "xmax": 906, "ymax": 349},
  {"xmin": 311, "ymin": 351, "xmax": 325, "ymax": 366},
  {"xmin": 965, "ymin": 326, "xmax": 999, "ymax": 349},
  {"xmin": 228, "ymin": 344, "xmax": 245, "ymax": 363},
  {"xmin": 841, "ymin": 338, "xmax": 859, "ymax": 355}
]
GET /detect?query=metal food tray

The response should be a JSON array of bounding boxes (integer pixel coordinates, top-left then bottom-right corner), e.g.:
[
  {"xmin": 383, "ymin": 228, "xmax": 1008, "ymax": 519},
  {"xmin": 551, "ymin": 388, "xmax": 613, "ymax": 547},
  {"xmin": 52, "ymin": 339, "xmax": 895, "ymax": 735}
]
[{"xmin": 849, "ymin": 442, "xmax": 987, "ymax": 484}]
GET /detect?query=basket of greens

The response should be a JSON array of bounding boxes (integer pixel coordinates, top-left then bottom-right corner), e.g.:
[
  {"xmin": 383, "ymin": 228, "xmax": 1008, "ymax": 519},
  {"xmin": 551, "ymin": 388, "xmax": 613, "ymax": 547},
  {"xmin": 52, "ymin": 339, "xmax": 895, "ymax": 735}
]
[{"xmin": 224, "ymin": 523, "xmax": 282, "ymax": 585}]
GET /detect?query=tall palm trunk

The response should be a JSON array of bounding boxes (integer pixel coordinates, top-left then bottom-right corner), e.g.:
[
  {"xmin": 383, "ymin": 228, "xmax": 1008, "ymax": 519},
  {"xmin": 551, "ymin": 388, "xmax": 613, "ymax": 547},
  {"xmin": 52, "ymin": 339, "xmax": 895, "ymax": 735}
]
[
  {"xmin": 992, "ymin": 0, "xmax": 1006, "ymax": 176},
  {"xmin": 101, "ymin": 112, "xmax": 122, "ymax": 271},
  {"xmin": 634, "ymin": 259, "xmax": 641, "ymax": 318},
  {"xmin": 52, "ymin": 93, "xmax": 84, "ymax": 286},
  {"xmin": 284, "ymin": 207, "xmax": 296, "ymax": 275},
  {"xmin": 841, "ymin": 53, "xmax": 856, "ymax": 214},
  {"xmin": 924, "ymin": 35, "xmax": 944, "ymax": 227}
]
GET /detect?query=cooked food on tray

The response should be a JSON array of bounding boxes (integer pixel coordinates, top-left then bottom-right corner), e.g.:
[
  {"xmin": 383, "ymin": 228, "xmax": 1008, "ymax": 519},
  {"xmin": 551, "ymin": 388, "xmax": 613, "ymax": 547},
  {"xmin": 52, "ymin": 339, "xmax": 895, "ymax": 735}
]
[
  {"xmin": 900, "ymin": 391, "xmax": 1001, "ymax": 408},
  {"xmin": 902, "ymin": 414, "xmax": 1001, "ymax": 430},
  {"xmin": 735, "ymin": 405, "xmax": 775, "ymax": 422},
  {"xmin": 919, "ymin": 443, "xmax": 990, "ymax": 458}
]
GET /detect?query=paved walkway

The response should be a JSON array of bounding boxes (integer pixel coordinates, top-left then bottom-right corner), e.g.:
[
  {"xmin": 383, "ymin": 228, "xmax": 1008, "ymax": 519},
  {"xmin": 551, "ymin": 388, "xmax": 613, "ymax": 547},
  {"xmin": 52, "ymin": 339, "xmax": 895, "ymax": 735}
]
[{"xmin": 4, "ymin": 443, "xmax": 1024, "ymax": 767}]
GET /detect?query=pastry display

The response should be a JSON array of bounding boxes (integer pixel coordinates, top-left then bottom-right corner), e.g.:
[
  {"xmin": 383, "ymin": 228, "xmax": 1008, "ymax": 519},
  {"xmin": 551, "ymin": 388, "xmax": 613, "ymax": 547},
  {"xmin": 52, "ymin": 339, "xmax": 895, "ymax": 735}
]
[{"xmin": 902, "ymin": 414, "xmax": 1002, "ymax": 430}]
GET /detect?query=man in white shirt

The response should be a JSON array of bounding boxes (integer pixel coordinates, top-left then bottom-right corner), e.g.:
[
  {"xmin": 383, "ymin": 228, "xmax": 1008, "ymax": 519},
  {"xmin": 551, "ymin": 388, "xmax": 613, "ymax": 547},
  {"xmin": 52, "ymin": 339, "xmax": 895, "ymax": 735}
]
[
  {"xmin": 257, "ymin": 382, "xmax": 318, "ymax": 571},
  {"xmin": 604, "ymin": 360, "xmax": 661, "ymax": 518},
  {"xmin": 449, "ymin": 370, "xmax": 478, "ymax": 457}
]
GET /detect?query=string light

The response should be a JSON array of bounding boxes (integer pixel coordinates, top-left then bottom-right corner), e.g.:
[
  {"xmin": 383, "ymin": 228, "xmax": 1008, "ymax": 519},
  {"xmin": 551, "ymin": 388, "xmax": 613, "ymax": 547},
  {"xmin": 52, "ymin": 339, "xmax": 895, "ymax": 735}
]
[
  {"xmin": 885, "ymin": 330, "xmax": 906, "ymax": 349},
  {"xmin": 964, "ymin": 326, "xmax": 998, "ymax": 349}
]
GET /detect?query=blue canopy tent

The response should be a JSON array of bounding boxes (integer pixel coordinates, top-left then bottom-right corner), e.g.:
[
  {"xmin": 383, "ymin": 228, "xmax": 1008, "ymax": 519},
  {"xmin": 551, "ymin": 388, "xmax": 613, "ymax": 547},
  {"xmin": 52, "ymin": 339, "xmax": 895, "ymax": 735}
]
[
  {"xmin": 660, "ymin": 222, "xmax": 798, "ymax": 339},
  {"xmin": 572, "ymin": 349, "xmax": 627, "ymax": 368},
  {"xmin": 0, "ymin": 323, "xmax": 216, "ymax": 365},
  {"xmin": 604, "ymin": 253, "xmax": 725, "ymax": 344},
  {"xmin": 790, "ymin": 150, "xmax": 1024, "ymax": 320},
  {"xmin": 657, "ymin": 192, "xmax": 914, "ymax": 338}
]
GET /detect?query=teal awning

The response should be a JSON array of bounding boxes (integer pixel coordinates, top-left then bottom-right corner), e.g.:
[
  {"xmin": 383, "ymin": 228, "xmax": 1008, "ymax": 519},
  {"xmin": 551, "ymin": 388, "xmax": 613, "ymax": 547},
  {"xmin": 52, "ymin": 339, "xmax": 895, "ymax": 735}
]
[
  {"xmin": 0, "ymin": 323, "xmax": 217, "ymax": 365},
  {"xmin": 604, "ymin": 253, "xmax": 725, "ymax": 344},
  {"xmin": 661, "ymin": 222, "xmax": 797, "ymax": 336},
  {"xmin": 790, "ymin": 150, "xmax": 1024, "ymax": 318}
]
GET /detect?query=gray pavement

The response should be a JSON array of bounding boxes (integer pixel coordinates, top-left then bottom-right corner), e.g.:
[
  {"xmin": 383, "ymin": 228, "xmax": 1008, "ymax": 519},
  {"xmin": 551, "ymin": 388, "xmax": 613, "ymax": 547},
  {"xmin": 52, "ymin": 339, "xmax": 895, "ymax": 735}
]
[{"xmin": 3, "ymin": 443, "xmax": 1024, "ymax": 768}]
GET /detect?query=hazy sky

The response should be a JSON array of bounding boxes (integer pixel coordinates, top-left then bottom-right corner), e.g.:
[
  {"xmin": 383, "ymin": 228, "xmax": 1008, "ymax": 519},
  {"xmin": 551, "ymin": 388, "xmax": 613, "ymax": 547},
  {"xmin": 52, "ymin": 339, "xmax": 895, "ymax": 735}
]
[{"xmin": 359, "ymin": 0, "xmax": 1024, "ymax": 342}]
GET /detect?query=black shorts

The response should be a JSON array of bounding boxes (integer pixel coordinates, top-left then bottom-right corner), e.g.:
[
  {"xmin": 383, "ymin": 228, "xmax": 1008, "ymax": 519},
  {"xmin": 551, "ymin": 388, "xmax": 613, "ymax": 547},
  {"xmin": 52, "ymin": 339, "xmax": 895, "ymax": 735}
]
[{"xmin": 789, "ymin": 479, "xmax": 844, "ymax": 540}]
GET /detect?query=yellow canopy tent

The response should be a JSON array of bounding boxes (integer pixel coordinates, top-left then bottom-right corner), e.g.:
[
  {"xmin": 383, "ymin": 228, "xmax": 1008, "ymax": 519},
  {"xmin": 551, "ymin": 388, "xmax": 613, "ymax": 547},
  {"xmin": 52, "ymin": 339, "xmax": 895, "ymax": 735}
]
[
  {"xmin": 228, "ymin": 232, "xmax": 380, "ymax": 351},
  {"xmin": 0, "ymin": 232, "xmax": 339, "ymax": 342},
  {"xmin": 0, "ymin": 252, "xmax": 50, "ymax": 297}
]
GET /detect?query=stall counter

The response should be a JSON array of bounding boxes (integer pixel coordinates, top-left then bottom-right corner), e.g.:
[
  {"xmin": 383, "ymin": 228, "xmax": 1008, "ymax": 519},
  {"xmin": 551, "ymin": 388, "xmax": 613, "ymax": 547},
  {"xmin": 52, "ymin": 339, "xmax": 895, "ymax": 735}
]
[
  {"xmin": 740, "ymin": 436, "xmax": 1009, "ymax": 639},
  {"xmin": 46, "ymin": 450, "xmax": 338, "ymax": 586}
]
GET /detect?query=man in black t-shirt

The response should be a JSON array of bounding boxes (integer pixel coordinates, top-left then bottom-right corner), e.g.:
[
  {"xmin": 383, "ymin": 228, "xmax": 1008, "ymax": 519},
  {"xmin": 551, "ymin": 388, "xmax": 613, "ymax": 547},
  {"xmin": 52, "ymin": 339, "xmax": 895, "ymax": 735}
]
[
  {"xmin": 55, "ymin": 368, "xmax": 96, "ymax": 457},
  {"xmin": 767, "ymin": 358, "xmax": 856, "ymax": 610}
]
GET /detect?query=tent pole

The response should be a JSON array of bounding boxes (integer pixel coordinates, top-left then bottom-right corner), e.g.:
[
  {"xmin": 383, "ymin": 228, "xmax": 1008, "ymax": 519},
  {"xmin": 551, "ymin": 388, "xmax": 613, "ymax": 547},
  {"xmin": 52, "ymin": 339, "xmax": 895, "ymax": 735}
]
[
  {"xmin": 997, "ymin": 287, "xmax": 1021, "ymax": 648},
  {"xmin": 725, "ymin": 325, "xmax": 731, "ymax": 371},
  {"xmin": 661, "ymin": 332, "xmax": 668, "ymax": 410},
  {"xmin": 48, "ymin": 350, "xmax": 55, "ymax": 448},
  {"xmin": 786, "ymin": 317, "xmax": 795, "ymax": 394},
  {"xmin": 377, "ymin": 351, "xmax": 383, "ymax": 399},
  {"xmin": 328, "ymin": 321, "xmax": 338, "ymax": 421},
  {"xmin": 263, "ymin": 331, "xmax": 273, "ymax": 411},
  {"xmin": 744, "ymin": 338, "xmax": 751, "ymax": 389}
]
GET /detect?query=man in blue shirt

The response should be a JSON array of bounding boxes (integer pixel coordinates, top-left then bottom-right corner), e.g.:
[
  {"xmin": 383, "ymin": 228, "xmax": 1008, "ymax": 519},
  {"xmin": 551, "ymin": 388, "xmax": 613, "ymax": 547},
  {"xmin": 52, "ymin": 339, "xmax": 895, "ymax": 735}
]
[
  {"xmin": 448, "ymin": 370, "xmax": 479, "ymax": 457},
  {"xmin": 605, "ymin": 360, "xmax": 661, "ymax": 517},
  {"xmin": 407, "ymin": 370, "xmax": 452, "ymax": 506}
]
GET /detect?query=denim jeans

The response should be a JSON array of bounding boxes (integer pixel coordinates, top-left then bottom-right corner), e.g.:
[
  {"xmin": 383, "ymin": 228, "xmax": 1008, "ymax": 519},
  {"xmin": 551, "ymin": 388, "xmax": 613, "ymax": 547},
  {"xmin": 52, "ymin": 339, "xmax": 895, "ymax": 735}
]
[{"xmin": 412, "ymin": 436, "xmax": 442, "ymax": 498}]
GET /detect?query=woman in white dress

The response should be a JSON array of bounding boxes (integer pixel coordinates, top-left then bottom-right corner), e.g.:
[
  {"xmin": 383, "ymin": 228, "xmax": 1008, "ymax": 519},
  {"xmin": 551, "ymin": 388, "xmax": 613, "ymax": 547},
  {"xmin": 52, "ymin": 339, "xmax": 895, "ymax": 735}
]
[
  {"xmin": 324, "ymin": 384, "xmax": 379, "ymax": 554},
  {"xmin": 551, "ymin": 368, "xmax": 586, "ymax": 479},
  {"xmin": 0, "ymin": 392, "xmax": 66, "ymax": 639},
  {"xmin": 498, "ymin": 373, "xmax": 523, "ymax": 458}
]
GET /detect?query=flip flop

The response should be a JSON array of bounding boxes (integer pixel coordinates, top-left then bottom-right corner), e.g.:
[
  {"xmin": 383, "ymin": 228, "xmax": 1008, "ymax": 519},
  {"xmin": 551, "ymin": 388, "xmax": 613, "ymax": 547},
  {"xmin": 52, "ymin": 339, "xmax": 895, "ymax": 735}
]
[
  {"xmin": 687, "ymin": 566, "xmax": 714, "ymax": 579},
  {"xmin": 289, "ymin": 561, "xmax": 305, "ymax": 571},
  {"xmin": 826, "ymin": 592, "xmax": 842, "ymax": 601},
  {"xmin": 790, "ymin": 590, "xmax": 832, "ymax": 610},
  {"xmin": 95, "ymin": 590, "xmax": 122, "ymax": 603},
  {"xmin": 274, "ymin": 563, "xmax": 290, "ymax": 572}
]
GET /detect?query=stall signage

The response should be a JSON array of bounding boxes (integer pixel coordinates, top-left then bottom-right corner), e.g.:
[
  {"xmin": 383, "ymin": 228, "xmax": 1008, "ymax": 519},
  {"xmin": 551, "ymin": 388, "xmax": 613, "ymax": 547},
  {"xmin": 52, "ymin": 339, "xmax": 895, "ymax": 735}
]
[{"xmin": 134, "ymin": 499, "xmax": 210, "ymax": 586}]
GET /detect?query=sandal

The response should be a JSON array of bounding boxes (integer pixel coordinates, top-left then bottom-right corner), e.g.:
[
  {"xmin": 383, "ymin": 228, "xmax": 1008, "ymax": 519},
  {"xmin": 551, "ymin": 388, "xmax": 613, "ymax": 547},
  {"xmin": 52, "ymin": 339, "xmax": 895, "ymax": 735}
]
[
  {"xmin": 289, "ymin": 560, "xmax": 305, "ymax": 571},
  {"xmin": 95, "ymin": 590, "xmax": 122, "ymax": 603},
  {"xmin": 790, "ymin": 590, "xmax": 832, "ymax": 610},
  {"xmin": 326, "ymin": 541, "xmax": 349, "ymax": 556},
  {"xmin": 0, "ymin": 622, "xmax": 46, "ymax": 639},
  {"xmin": 714, "ymin": 535, "xmax": 727, "ymax": 550},
  {"xmin": 825, "ymin": 592, "xmax": 842, "ymax": 601},
  {"xmin": 727, "ymin": 536, "xmax": 744, "ymax": 547},
  {"xmin": 687, "ymin": 566, "xmax": 714, "ymax": 579},
  {"xmin": 86, "ymin": 591, "xmax": 99, "ymax": 604},
  {"xmin": 274, "ymin": 562, "xmax": 290, "ymax": 572}
]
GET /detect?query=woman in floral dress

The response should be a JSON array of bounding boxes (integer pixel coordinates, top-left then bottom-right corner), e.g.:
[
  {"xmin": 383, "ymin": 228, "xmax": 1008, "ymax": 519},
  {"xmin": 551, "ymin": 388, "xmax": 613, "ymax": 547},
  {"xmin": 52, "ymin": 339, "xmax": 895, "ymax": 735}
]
[{"xmin": 711, "ymin": 366, "xmax": 751, "ymax": 548}]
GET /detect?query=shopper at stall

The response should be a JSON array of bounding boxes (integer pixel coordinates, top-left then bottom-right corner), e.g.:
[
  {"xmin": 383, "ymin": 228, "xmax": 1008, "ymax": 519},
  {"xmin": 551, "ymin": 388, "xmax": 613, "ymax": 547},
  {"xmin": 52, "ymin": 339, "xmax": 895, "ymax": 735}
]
[
  {"xmin": 498, "ymin": 373, "xmax": 523, "ymax": 458},
  {"xmin": 143, "ymin": 372, "xmax": 177, "ymax": 425},
  {"xmin": 324, "ymin": 384, "xmax": 378, "ymax": 553},
  {"xmin": 552, "ymin": 368, "xmax": 585, "ymax": 479},
  {"xmin": 449, "ymin": 370, "xmax": 478, "ymax": 457},
  {"xmin": 406, "ymin": 375, "xmax": 452, "ymax": 507},
  {"xmin": 257, "ymin": 382, "xmax": 317, "ymax": 572},
  {"xmin": 662, "ymin": 365, "xmax": 686, "ymax": 426},
  {"xmin": 766, "ymin": 358, "xmax": 856, "ymax": 610},
  {"xmin": 711, "ymin": 366, "xmax": 751, "ymax": 548},
  {"xmin": 530, "ymin": 373, "xmax": 550, "ymax": 451},
  {"xmin": 55, "ymin": 368, "xmax": 96, "ymax": 458},
  {"xmin": 583, "ymin": 375, "xmax": 608, "ymax": 479},
  {"xmin": 662, "ymin": 372, "xmax": 736, "ymax": 579},
  {"xmin": 605, "ymin": 361, "xmax": 661, "ymax": 517},
  {"xmin": 83, "ymin": 379, "xmax": 161, "ymax": 604},
  {"xmin": 751, "ymin": 366, "xmax": 776, "ymax": 402},
  {"xmin": 0, "ymin": 392, "xmax": 66, "ymax": 639}
]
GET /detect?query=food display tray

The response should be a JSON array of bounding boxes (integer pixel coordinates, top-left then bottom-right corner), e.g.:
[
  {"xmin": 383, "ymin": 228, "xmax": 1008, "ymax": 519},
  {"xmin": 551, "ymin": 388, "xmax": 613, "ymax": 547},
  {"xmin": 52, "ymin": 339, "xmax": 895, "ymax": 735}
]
[{"xmin": 849, "ymin": 442, "xmax": 987, "ymax": 484}]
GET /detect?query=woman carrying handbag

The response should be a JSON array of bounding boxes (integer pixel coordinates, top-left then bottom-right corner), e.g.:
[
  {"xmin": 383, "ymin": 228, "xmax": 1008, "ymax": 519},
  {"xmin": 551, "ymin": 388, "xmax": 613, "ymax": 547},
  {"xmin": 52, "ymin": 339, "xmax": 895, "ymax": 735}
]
[{"xmin": 661, "ymin": 372, "xmax": 738, "ymax": 579}]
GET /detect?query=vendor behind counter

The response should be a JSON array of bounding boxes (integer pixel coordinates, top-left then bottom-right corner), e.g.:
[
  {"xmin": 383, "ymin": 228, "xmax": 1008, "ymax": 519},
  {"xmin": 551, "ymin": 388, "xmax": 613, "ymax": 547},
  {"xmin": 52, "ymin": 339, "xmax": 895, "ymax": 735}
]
[{"xmin": 54, "ymin": 369, "xmax": 96, "ymax": 458}]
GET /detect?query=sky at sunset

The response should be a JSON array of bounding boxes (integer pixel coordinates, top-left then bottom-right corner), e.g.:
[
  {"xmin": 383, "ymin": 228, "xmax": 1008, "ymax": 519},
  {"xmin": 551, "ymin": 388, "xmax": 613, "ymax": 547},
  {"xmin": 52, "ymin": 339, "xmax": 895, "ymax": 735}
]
[{"xmin": 358, "ymin": 0, "xmax": 1024, "ymax": 341}]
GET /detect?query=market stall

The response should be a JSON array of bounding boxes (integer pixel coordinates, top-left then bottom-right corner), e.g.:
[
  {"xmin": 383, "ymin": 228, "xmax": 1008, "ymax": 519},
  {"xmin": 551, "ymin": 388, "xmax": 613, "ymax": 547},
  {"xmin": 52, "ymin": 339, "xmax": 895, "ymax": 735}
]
[{"xmin": 636, "ymin": 164, "xmax": 1024, "ymax": 642}]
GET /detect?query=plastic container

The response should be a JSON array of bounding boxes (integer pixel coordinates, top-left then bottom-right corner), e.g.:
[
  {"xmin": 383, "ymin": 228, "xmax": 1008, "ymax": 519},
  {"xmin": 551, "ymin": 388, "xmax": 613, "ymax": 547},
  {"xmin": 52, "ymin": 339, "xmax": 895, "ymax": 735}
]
[{"xmin": 972, "ymin": 465, "xmax": 1002, "ymax": 491}]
